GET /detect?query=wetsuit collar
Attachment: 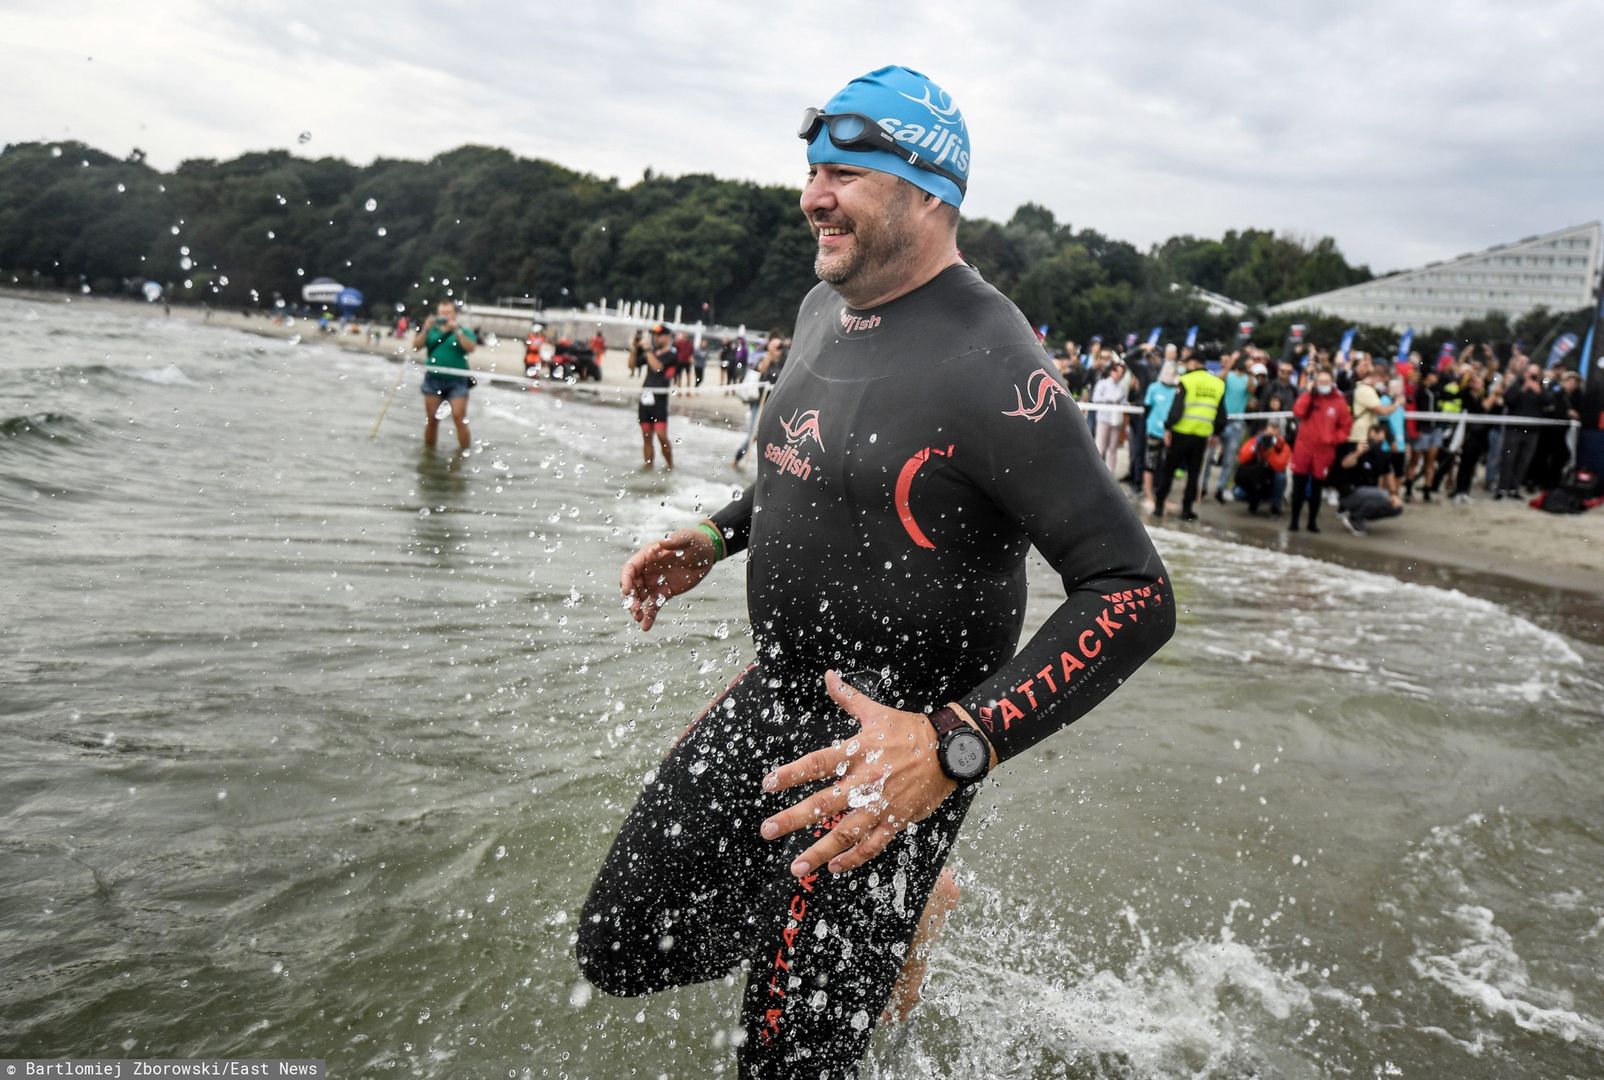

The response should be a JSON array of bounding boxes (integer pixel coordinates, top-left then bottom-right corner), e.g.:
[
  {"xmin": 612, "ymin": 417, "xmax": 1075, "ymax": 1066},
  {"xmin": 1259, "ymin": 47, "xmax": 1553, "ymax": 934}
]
[{"xmin": 837, "ymin": 260, "xmax": 975, "ymax": 318}]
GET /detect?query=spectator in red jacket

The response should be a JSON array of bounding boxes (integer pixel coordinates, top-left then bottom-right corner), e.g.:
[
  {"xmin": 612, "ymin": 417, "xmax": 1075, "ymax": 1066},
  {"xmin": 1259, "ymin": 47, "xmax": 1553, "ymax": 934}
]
[{"xmin": 1289, "ymin": 369, "xmax": 1353, "ymax": 533}]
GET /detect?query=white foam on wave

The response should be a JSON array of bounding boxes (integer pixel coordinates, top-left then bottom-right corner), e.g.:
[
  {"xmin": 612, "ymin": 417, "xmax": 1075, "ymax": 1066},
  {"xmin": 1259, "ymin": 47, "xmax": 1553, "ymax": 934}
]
[
  {"xmin": 131, "ymin": 363, "xmax": 194, "ymax": 386},
  {"xmin": 1389, "ymin": 808, "xmax": 1604, "ymax": 1057},
  {"xmin": 1150, "ymin": 527, "xmax": 1590, "ymax": 710},
  {"xmin": 1410, "ymin": 903, "xmax": 1604, "ymax": 1051},
  {"xmin": 1154, "ymin": 527, "xmax": 1583, "ymax": 665},
  {"xmin": 873, "ymin": 918, "xmax": 1323, "ymax": 1079}
]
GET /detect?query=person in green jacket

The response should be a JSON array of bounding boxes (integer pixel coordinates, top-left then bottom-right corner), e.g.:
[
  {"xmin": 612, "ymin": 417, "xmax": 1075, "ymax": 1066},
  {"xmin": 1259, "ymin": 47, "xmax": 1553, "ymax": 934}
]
[{"xmin": 410, "ymin": 299, "xmax": 478, "ymax": 451}]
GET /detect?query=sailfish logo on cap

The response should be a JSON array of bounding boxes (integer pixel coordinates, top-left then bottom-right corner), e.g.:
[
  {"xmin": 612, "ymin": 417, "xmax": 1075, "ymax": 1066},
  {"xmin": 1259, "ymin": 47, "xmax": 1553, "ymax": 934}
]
[{"xmin": 898, "ymin": 85, "xmax": 962, "ymax": 120}]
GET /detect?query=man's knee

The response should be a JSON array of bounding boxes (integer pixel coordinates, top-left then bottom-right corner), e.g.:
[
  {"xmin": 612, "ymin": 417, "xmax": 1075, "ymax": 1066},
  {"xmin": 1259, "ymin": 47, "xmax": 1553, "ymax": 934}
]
[{"xmin": 574, "ymin": 908, "xmax": 653, "ymax": 999}]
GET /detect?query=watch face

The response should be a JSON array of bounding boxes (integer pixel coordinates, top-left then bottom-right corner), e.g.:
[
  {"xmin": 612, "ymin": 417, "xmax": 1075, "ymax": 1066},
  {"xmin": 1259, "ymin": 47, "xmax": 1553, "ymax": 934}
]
[{"xmin": 945, "ymin": 730, "xmax": 989, "ymax": 780}]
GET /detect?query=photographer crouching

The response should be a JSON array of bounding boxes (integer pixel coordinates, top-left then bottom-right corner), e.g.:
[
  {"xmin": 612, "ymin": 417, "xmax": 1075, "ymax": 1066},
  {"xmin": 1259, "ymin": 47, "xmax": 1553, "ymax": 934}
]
[{"xmin": 1333, "ymin": 424, "xmax": 1404, "ymax": 536}]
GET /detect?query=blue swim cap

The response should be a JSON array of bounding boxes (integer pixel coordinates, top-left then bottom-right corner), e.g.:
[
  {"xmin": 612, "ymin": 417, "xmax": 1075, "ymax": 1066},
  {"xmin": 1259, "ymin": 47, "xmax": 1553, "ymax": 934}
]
[{"xmin": 806, "ymin": 65, "xmax": 970, "ymax": 208}]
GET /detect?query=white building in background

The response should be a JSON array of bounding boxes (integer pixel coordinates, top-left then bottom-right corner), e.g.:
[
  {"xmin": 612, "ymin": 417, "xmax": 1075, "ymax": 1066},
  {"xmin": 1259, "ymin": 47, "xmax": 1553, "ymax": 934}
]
[
  {"xmin": 1269, "ymin": 221, "xmax": 1601, "ymax": 331},
  {"xmin": 1171, "ymin": 283, "xmax": 1249, "ymax": 317}
]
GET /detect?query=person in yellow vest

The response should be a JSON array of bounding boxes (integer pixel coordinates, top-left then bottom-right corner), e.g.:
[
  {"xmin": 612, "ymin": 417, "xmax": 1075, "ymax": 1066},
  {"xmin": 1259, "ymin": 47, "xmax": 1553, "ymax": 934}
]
[{"xmin": 1150, "ymin": 350, "xmax": 1225, "ymax": 521}]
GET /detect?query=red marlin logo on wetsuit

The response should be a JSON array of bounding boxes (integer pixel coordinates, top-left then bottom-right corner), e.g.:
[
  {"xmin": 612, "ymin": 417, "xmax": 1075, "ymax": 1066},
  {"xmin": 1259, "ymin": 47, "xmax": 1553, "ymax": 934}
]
[
  {"xmin": 1002, "ymin": 368, "xmax": 1068, "ymax": 423},
  {"xmin": 896, "ymin": 445, "xmax": 953, "ymax": 550},
  {"xmin": 765, "ymin": 409, "xmax": 824, "ymax": 480}
]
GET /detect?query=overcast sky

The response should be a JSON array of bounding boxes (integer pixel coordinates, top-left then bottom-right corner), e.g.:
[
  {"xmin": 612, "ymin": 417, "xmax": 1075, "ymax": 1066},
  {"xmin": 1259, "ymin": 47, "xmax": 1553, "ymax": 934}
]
[{"xmin": 7, "ymin": 0, "xmax": 1603, "ymax": 275}]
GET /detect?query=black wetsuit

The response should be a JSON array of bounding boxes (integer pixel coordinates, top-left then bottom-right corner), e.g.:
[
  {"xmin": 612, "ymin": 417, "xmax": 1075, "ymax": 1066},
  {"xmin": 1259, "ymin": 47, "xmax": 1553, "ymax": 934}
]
[
  {"xmin": 638, "ymin": 347, "xmax": 677, "ymax": 427},
  {"xmin": 579, "ymin": 265, "xmax": 1174, "ymax": 1078}
]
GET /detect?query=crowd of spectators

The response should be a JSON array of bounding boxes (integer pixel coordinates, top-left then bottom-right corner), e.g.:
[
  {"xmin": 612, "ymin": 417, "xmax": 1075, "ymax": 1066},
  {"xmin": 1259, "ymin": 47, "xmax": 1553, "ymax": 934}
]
[{"xmin": 1052, "ymin": 337, "xmax": 1585, "ymax": 537}]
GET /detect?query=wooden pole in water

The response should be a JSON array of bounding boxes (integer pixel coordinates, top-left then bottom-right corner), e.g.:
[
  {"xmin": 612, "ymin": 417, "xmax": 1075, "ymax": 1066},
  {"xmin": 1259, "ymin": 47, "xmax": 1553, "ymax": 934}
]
[{"xmin": 369, "ymin": 361, "xmax": 411, "ymax": 440}]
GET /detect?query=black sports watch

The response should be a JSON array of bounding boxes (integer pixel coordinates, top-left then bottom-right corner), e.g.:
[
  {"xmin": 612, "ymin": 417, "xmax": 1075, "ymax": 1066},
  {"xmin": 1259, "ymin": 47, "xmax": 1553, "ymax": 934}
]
[{"xmin": 928, "ymin": 706, "xmax": 991, "ymax": 783}]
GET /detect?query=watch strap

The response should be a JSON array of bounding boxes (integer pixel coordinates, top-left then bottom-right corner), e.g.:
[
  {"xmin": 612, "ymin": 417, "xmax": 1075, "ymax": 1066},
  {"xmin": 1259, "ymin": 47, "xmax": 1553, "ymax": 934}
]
[{"xmin": 927, "ymin": 705, "xmax": 967, "ymax": 738}]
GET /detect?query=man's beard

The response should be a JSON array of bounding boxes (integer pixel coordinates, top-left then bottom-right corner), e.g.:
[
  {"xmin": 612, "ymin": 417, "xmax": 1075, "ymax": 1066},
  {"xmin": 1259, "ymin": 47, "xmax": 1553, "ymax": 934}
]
[{"xmin": 813, "ymin": 192, "xmax": 918, "ymax": 296}]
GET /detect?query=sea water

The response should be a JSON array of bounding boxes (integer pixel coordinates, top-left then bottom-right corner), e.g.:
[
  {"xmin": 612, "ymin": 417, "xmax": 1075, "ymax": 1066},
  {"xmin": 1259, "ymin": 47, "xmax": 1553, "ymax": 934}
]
[{"xmin": 1, "ymin": 296, "xmax": 1601, "ymax": 1078}]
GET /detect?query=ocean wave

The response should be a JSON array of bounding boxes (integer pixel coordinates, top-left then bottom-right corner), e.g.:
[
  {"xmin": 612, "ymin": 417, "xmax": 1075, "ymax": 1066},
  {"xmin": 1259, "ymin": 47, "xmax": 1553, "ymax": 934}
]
[
  {"xmin": 1410, "ymin": 903, "xmax": 1604, "ymax": 1051},
  {"xmin": 6, "ymin": 362, "xmax": 193, "ymax": 387},
  {"xmin": 128, "ymin": 363, "xmax": 194, "ymax": 386},
  {"xmin": 0, "ymin": 411, "xmax": 98, "ymax": 444},
  {"xmin": 871, "ymin": 897, "xmax": 1325, "ymax": 1079},
  {"xmin": 1388, "ymin": 809, "xmax": 1604, "ymax": 1059},
  {"xmin": 1151, "ymin": 528, "xmax": 1590, "ymax": 710}
]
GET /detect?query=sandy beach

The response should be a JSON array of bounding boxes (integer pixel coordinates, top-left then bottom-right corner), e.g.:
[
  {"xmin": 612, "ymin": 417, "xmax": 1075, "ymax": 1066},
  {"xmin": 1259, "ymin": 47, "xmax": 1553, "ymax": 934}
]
[{"xmin": 12, "ymin": 289, "xmax": 1603, "ymax": 612}]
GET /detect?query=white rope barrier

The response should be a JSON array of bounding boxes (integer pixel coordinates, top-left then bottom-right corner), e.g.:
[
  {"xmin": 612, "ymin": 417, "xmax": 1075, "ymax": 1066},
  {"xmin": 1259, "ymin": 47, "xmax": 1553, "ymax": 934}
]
[
  {"xmin": 397, "ymin": 362, "xmax": 769, "ymax": 399},
  {"xmin": 392, "ymin": 365, "xmax": 1582, "ymax": 438}
]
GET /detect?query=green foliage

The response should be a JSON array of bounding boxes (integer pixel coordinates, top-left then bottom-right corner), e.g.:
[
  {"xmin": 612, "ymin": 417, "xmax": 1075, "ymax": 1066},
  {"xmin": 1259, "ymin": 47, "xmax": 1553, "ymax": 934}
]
[{"xmin": 0, "ymin": 139, "xmax": 1543, "ymax": 356}]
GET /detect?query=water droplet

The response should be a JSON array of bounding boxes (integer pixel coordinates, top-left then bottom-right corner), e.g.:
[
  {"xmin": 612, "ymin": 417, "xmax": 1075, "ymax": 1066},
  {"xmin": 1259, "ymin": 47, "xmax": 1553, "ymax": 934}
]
[
  {"xmin": 266, "ymin": 230, "xmax": 275, "ymax": 239},
  {"xmin": 179, "ymin": 257, "xmax": 193, "ymax": 271},
  {"xmin": 569, "ymin": 981, "xmax": 592, "ymax": 1008},
  {"xmin": 50, "ymin": 146, "xmax": 62, "ymax": 157},
  {"xmin": 364, "ymin": 197, "xmax": 378, "ymax": 212},
  {"xmin": 116, "ymin": 183, "xmax": 126, "ymax": 193},
  {"xmin": 170, "ymin": 225, "xmax": 180, "ymax": 235},
  {"xmin": 297, "ymin": 131, "xmax": 312, "ymax": 144},
  {"xmin": 376, "ymin": 226, "xmax": 387, "ymax": 237}
]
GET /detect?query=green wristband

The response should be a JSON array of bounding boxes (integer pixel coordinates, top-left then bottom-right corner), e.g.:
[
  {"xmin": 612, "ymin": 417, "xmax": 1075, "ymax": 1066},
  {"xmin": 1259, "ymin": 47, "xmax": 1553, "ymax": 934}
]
[{"xmin": 696, "ymin": 521, "xmax": 726, "ymax": 561}]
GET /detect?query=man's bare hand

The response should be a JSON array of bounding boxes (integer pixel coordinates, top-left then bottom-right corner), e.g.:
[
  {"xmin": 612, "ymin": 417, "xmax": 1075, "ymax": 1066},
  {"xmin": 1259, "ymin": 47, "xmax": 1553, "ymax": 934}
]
[
  {"xmin": 760, "ymin": 670, "xmax": 961, "ymax": 878},
  {"xmin": 619, "ymin": 526, "xmax": 718, "ymax": 631}
]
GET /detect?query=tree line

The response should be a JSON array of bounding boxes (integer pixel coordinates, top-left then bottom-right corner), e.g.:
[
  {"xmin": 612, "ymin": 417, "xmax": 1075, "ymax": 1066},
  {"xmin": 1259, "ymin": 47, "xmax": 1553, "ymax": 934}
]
[{"xmin": 0, "ymin": 140, "xmax": 1587, "ymax": 357}]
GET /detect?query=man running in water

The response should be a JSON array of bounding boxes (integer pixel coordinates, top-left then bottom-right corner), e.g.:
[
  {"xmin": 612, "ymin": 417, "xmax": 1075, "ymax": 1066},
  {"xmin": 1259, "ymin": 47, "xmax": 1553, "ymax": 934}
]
[{"xmin": 579, "ymin": 66, "xmax": 1174, "ymax": 1077}]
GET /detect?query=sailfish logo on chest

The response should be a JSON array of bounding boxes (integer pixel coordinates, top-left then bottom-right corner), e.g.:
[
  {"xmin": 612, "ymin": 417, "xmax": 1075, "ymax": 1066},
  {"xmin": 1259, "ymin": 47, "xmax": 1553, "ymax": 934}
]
[
  {"xmin": 780, "ymin": 409, "xmax": 825, "ymax": 452},
  {"xmin": 765, "ymin": 408, "xmax": 824, "ymax": 481}
]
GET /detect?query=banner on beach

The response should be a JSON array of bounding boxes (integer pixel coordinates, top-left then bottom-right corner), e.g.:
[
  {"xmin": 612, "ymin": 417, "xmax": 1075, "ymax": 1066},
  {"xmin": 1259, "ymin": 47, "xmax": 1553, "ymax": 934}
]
[
  {"xmin": 1548, "ymin": 331, "xmax": 1579, "ymax": 369},
  {"xmin": 1282, "ymin": 323, "xmax": 1307, "ymax": 364},
  {"xmin": 1124, "ymin": 332, "xmax": 1139, "ymax": 350},
  {"xmin": 1184, "ymin": 324, "xmax": 1198, "ymax": 349},
  {"xmin": 1145, "ymin": 326, "xmax": 1162, "ymax": 347},
  {"xmin": 1396, "ymin": 328, "xmax": 1414, "ymax": 363},
  {"xmin": 1232, "ymin": 321, "xmax": 1255, "ymax": 349},
  {"xmin": 1337, "ymin": 327, "xmax": 1356, "ymax": 361}
]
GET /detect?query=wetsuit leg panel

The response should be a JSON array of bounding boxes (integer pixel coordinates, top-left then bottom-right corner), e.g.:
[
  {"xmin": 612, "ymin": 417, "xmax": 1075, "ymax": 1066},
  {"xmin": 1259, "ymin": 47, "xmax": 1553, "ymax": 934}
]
[
  {"xmin": 737, "ymin": 785, "xmax": 976, "ymax": 1079},
  {"xmin": 578, "ymin": 667, "xmax": 778, "ymax": 996}
]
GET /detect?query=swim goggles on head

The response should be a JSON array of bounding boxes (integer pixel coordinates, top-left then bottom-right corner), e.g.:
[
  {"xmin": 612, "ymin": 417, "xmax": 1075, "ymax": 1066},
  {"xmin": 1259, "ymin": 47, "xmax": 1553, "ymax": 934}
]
[{"xmin": 797, "ymin": 108, "xmax": 967, "ymax": 195}]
